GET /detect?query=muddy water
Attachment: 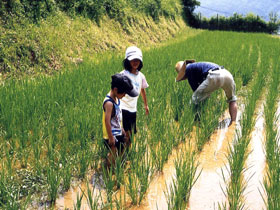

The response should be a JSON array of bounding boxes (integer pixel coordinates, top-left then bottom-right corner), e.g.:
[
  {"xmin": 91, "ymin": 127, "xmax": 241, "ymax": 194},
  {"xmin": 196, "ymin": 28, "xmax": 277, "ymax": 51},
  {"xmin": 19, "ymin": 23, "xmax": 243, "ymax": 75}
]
[
  {"xmin": 55, "ymin": 106, "xmax": 250, "ymax": 210},
  {"xmin": 55, "ymin": 174, "xmax": 106, "ymax": 210},
  {"xmin": 188, "ymin": 116, "xmax": 239, "ymax": 210},
  {"xmin": 188, "ymin": 101, "xmax": 247, "ymax": 210},
  {"xmin": 130, "ymin": 141, "xmax": 194, "ymax": 210},
  {"xmin": 132, "ymin": 110, "xmax": 242, "ymax": 210},
  {"xmin": 243, "ymin": 102, "xmax": 267, "ymax": 210}
]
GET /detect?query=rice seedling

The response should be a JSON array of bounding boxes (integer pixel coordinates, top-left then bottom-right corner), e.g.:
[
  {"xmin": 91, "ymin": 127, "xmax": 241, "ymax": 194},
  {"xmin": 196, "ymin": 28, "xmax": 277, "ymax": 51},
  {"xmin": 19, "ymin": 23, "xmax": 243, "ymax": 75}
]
[
  {"xmin": 194, "ymin": 95, "xmax": 227, "ymax": 151},
  {"xmin": 46, "ymin": 163, "xmax": 61, "ymax": 204},
  {"xmin": 165, "ymin": 150, "xmax": 200, "ymax": 210},
  {"xmin": 126, "ymin": 149, "xmax": 153, "ymax": 205},
  {"xmin": 112, "ymin": 153, "xmax": 126, "ymax": 190},
  {"xmin": 101, "ymin": 164, "xmax": 115, "ymax": 204},
  {"xmin": 85, "ymin": 180, "xmax": 103, "ymax": 210},
  {"xmin": 262, "ymin": 58, "xmax": 280, "ymax": 209},
  {"xmin": 219, "ymin": 38, "xmax": 277, "ymax": 209},
  {"xmin": 73, "ymin": 190, "xmax": 84, "ymax": 210}
]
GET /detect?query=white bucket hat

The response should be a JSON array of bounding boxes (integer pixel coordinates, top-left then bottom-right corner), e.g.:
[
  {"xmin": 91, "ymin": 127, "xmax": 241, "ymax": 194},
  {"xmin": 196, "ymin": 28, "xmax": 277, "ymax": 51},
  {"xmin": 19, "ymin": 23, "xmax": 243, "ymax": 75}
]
[{"xmin": 125, "ymin": 46, "xmax": 143, "ymax": 62}]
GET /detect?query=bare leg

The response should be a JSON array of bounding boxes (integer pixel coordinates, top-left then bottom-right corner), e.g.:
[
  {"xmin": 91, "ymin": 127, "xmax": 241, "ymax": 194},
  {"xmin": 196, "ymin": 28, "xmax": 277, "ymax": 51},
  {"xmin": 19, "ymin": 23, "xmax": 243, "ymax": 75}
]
[
  {"xmin": 124, "ymin": 130, "xmax": 131, "ymax": 148},
  {"xmin": 106, "ymin": 146, "xmax": 117, "ymax": 169},
  {"xmin": 229, "ymin": 101, "xmax": 237, "ymax": 126}
]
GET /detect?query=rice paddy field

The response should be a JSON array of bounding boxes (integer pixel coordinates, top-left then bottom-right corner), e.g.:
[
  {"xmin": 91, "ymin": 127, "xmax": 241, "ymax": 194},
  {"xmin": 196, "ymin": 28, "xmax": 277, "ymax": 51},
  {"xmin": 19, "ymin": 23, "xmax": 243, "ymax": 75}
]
[{"xmin": 0, "ymin": 30, "xmax": 280, "ymax": 209}]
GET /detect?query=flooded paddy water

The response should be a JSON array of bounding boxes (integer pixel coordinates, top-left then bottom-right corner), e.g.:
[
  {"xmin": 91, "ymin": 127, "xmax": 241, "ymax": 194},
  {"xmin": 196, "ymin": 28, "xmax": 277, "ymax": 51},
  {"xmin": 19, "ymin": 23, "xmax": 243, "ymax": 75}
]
[
  {"xmin": 55, "ymin": 99, "xmax": 272, "ymax": 210},
  {"xmin": 243, "ymin": 100, "xmax": 267, "ymax": 210},
  {"xmin": 56, "ymin": 173, "xmax": 106, "ymax": 209},
  {"xmin": 188, "ymin": 108, "xmax": 242, "ymax": 210}
]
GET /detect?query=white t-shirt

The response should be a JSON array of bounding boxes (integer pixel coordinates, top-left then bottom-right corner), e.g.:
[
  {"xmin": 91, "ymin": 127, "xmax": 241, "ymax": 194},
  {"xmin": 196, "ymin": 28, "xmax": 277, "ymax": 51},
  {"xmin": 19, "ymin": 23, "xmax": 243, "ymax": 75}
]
[{"xmin": 120, "ymin": 70, "xmax": 149, "ymax": 112}]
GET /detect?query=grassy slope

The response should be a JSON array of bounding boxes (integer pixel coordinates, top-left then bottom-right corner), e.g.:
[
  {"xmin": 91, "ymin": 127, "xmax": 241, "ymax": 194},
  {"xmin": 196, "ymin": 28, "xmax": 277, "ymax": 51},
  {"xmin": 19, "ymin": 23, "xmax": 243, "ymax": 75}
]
[{"xmin": 0, "ymin": 13, "xmax": 197, "ymax": 80}]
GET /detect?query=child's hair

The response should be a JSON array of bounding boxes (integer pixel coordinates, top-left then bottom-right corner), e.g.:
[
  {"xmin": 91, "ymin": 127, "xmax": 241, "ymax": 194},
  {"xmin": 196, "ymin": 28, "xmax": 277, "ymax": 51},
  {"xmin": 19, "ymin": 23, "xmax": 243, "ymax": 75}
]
[
  {"xmin": 123, "ymin": 59, "xmax": 143, "ymax": 71},
  {"xmin": 111, "ymin": 81, "xmax": 125, "ymax": 94}
]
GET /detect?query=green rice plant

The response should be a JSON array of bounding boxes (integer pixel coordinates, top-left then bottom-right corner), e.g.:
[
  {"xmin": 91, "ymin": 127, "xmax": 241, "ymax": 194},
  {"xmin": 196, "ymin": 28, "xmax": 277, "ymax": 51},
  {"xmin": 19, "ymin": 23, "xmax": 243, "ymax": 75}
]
[
  {"xmin": 113, "ymin": 153, "xmax": 126, "ymax": 190},
  {"xmin": 0, "ymin": 28, "xmax": 280, "ymax": 207},
  {"xmin": 221, "ymin": 137, "xmax": 250, "ymax": 209},
  {"xmin": 61, "ymin": 162, "xmax": 72, "ymax": 192},
  {"xmin": 150, "ymin": 140, "xmax": 172, "ymax": 172},
  {"xmin": 165, "ymin": 150, "xmax": 200, "ymax": 210},
  {"xmin": 73, "ymin": 190, "xmax": 84, "ymax": 210},
  {"xmin": 85, "ymin": 180, "xmax": 102, "ymax": 210},
  {"xmin": 126, "ymin": 150, "xmax": 153, "ymax": 205},
  {"xmin": 3, "ymin": 142, "xmax": 14, "ymax": 177},
  {"xmin": 78, "ymin": 149, "xmax": 91, "ymax": 179},
  {"xmin": 194, "ymin": 92, "xmax": 227, "ymax": 151},
  {"xmin": 263, "ymin": 135, "xmax": 280, "ymax": 210},
  {"xmin": 262, "ymin": 59, "xmax": 280, "ymax": 209},
  {"xmin": 46, "ymin": 160, "xmax": 61, "ymax": 204},
  {"xmin": 31, "ymin": 137, "xmax": 43, "ymax": 176},
  {"xmin": 220, "ymin": 40, "xmax": 272, "ymax": 209},
  {"xmin": 126, "ymin": 171, "xmax": 139, "ymax": 205},
  {"xmin": 114, "ymin": 193, "xmax": 125, "ymax": 210},
  {"xmin": 101, "ymin": 164, "xmax": 115, "ymax": 204}
]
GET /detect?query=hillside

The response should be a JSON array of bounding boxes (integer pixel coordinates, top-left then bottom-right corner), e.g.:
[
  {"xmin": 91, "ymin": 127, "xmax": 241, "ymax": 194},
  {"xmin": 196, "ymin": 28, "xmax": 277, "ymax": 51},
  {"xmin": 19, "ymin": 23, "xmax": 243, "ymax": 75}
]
[{"xmin": 0, "ymin": 0, "xmax": 191, "ymax": 80}]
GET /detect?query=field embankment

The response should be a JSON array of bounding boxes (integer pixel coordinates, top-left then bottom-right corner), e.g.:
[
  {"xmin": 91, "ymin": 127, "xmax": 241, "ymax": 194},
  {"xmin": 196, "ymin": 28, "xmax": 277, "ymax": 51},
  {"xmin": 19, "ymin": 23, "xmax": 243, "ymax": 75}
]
[{"xmin": 0, "ymin": 11, "xmax": 193, "ymax": 79}]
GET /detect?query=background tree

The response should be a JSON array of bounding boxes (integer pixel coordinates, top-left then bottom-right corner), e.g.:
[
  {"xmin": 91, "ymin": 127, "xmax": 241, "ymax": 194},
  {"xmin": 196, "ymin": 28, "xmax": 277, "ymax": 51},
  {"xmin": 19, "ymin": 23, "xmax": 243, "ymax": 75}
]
[{"xmin": 181, "ymin": 0, "xmax": 200, "ymax": 27}]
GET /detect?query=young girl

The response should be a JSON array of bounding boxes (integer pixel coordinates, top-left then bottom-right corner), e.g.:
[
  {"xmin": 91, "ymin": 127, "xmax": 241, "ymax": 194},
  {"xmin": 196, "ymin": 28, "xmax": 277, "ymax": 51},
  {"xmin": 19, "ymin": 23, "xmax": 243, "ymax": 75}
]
[{"xmin": 120, "ymin": 46, "xmax": 149, "ymax": 147}]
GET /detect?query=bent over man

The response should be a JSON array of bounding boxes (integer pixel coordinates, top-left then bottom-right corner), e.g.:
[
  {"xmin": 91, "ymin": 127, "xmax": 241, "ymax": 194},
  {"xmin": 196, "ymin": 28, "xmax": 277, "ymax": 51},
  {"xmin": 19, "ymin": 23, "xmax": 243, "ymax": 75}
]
[{"xmin": 175, "ymin": 60, "xmax": 237, "ymax": 125}]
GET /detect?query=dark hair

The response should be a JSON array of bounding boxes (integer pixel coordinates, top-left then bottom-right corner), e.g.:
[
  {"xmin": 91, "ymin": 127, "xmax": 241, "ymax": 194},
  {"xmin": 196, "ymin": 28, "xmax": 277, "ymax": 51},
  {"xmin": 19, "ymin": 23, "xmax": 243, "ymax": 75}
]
[
  {"xmin": 123, "ymin": 59, "xmax": 143, "ymax": 71},
  {"xmin": 111, "ymin": 81, "xmax": 125, "ymax": 94}
]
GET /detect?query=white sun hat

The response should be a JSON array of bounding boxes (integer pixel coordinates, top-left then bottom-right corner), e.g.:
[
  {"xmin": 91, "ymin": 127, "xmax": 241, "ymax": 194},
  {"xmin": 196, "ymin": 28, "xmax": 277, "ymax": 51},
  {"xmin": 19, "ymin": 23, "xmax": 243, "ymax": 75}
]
[{"xmin": 125, "ymin": 46, "xmax": 143, "ymax": 62}]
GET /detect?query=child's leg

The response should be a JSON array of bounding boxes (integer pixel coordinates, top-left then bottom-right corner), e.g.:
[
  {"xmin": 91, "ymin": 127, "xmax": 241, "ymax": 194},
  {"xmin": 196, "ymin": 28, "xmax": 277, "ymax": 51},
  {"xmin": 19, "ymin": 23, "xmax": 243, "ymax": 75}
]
[
  {"xmin": 106, "ymin": 146, "xmax": 117, "ymax": 169},
  {"xmin": 122, "ymin": 110, "xmax": 137, "ymax": 148},
  {"xmin": 103, "ymin": 139, "xmax": 117, "ymax": 169}
]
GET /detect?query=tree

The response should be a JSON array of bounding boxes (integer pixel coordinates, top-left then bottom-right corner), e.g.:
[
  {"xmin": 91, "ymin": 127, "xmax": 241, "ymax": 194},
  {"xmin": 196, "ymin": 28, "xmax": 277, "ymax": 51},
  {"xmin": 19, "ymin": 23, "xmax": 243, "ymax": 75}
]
[
  {"xmin": 181, "ymin": 0, "xmax": 200, "ymax": 27},
  {"xmin": 268, "ymin": 12, "xmax": 280, "ymax": 34}
]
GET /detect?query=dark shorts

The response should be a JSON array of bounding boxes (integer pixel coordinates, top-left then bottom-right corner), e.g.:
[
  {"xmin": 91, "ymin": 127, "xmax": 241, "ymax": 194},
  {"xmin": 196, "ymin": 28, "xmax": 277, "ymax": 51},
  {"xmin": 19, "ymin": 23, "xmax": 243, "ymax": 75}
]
[
  {"xmin": 103, "ymin": 135, "xmax": 125, "ymax": 152},
  {"xmin": 122, "ymin": 109, "xmax": 137, "ymax": 134}
]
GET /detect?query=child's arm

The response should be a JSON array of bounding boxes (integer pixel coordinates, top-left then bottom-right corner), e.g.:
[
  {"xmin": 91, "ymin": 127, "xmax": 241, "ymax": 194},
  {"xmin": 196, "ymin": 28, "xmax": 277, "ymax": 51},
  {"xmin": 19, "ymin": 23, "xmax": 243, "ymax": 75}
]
[
  {"xmin": 104, "ymin": 101, "xmax": 115, "ymax": 147},
  {"xmin": 141, "ymin": 88, "xmax": 149, "ymax": 115}
]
